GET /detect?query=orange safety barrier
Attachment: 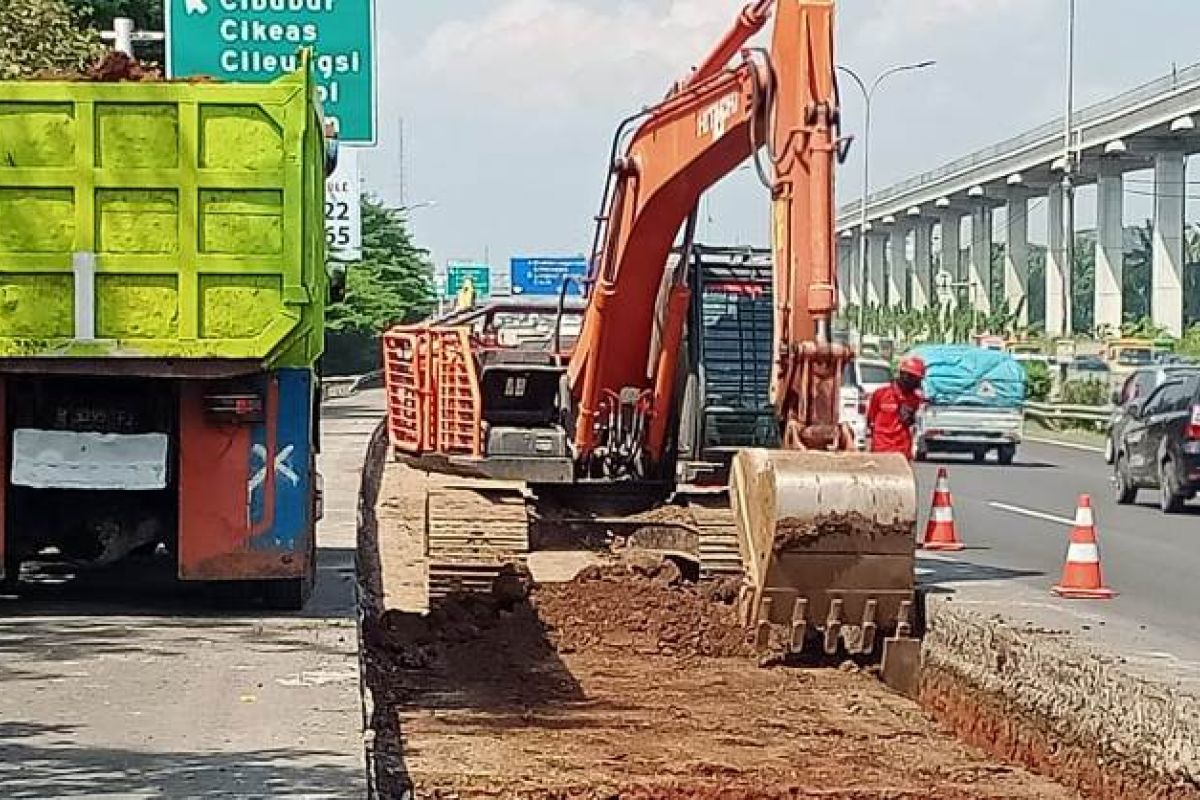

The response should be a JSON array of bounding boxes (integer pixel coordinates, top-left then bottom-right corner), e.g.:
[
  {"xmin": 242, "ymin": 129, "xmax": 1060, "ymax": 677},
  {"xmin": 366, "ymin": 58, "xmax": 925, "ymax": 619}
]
[{"xmin": 382, "ymin": 326, "xmax": 483, "ymax": 458}]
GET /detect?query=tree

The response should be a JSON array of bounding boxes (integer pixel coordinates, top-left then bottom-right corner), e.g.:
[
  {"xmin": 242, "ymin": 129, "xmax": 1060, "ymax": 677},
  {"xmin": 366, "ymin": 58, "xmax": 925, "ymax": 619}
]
[
  {"xmin": 1123, "ymin": 221, "xmax": 1153, "ymax": 324},
  {"xmin": 65, "ymin": 0, "xmax": 164, "ymax": 63},
  {"xmin": 1027, "ymin": 244, "xmax": 1046, "ymax": 328},
  {"xmin": 1071, "ymin": 231, "xmax": 1096, "ymax": 335},
  {"xmin": 326, "ymin": 195, "xmax": 435, "ymax": 336},
  {"xmin": 67, "ymin": 0, "xmax": 161, "ymax": 28},
  {"xmin": 0, "ymin": 0, "xmax": 104, "ymax": 78}
]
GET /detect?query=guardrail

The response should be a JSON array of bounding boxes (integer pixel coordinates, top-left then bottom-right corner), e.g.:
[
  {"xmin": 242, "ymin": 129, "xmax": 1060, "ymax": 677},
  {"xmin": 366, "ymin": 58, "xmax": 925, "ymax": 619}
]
[
  {"xmin": 1024, "ymin": 401, "xmax": 1113, "ymax": 430},
  {"xmin": 321, "ymin": 370, "xmax": 383, "ymax": 401}
]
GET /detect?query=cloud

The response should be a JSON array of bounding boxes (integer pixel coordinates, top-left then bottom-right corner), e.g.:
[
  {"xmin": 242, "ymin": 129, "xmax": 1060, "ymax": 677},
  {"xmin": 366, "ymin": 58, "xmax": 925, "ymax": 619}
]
[
  {"xmin": 413, "ymin": 0, "xmax": 745, "ymax": 112},
  {"xmin": 851, "ymin": 0, "xmax": 1050, "ymax": 49}
]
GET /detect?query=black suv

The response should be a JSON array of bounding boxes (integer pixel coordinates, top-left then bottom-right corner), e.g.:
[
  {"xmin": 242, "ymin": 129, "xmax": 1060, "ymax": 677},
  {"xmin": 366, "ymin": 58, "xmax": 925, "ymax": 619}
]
[
  {"xmin": 1113, "ymin": 372, "xmax": 1200, "ymax": 513},
  {"xmin": 1106, "ymin": 366, "xmax": 1200, "ymax": 463}
]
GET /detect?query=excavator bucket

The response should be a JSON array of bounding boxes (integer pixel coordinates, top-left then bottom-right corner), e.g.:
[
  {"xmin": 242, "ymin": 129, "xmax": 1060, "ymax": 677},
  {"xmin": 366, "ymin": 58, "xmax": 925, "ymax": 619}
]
[{"xmin": 729, "ymin": 449, "xmax": 918, "ymax": 665}]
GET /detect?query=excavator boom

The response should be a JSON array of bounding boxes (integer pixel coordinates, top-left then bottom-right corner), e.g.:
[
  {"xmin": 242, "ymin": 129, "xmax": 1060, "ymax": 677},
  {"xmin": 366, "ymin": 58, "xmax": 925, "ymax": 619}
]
[{"xmin": 381, "ymin": 1, "xmax": 919, "ymax": 663}]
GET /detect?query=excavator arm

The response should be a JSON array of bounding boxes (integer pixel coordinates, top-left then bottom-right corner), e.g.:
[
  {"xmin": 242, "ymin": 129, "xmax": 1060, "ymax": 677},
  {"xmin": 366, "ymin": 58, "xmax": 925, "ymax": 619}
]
[
  {"xmin": 568, "ymin": 0, "xmax": 852, "ymax": 477},
  {"xmin": 381, "ymin": 0, "xmax": 920, "ymax": 669},
  {"xmin": 568, "ymin": 0, "xmax": 919, "ymax": 667}
]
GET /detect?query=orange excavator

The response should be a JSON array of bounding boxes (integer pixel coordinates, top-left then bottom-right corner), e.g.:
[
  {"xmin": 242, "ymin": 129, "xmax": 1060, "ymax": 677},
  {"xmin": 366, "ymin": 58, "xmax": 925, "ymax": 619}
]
[{"xmin": 383, "ymin": 0, "xmax": 918, "ymax": 666}]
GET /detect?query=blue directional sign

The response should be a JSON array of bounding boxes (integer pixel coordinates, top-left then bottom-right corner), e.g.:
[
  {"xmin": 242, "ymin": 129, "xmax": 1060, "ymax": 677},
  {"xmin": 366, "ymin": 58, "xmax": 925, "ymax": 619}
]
[{"xmin": 510, "ymin": 257, "xmax": 589, "ymax": 297}]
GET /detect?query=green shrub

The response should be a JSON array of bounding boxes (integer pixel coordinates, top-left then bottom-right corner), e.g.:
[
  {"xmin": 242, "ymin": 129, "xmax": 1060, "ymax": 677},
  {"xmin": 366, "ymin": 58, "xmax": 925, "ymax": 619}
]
[
  {"xmin": 1023, "ymin": 361, "xmax": 1052, "ymax": 403},
  {"xmin": 1061, "ymin": 378, "xmax": 1108, "ymax": 407}
]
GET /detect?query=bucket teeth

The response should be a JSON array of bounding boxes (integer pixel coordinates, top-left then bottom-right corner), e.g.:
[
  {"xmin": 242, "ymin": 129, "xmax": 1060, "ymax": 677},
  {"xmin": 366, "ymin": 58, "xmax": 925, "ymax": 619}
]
[
  {"xmin": 858, "ymin": 599, "xmax": 878, "ymax": 656},
  {"xmin": 789, "ymin": 598, "xmax": 809, "ymax": 653},
  {"xmin": 824, "ymin": 598, "xmax": 844, "ymax": 655},
  {"xmin": 895, "ymin": 599, "xmax": 914, "ymax": 638}
]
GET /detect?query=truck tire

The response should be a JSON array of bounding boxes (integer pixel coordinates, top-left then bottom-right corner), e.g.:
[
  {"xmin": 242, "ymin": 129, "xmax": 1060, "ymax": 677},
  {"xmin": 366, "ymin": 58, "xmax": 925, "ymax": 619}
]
[
  {"xmin": 262, "ymin": 574, "xmax": 313, "ymax": 611},
  {"xmin": 262, "ymin": 503, "xmax": 318, "ymax": 611},
  {"xmin": 972, "ymin": 448, "xmax": 987, "ymax": 464},
  {"xmin": 998, "ymin": 445, "xmax": 1016, "ymax": 466},
  {"xmin": 1, "ymin": 555, "xmax": 19, "ymax": 595}
]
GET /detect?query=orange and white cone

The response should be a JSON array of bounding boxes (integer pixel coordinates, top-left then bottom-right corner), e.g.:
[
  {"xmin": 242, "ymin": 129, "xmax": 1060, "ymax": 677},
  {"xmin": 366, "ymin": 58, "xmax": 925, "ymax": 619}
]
[
  {"xmin": 923, "ymin": 468, "xmax": 965, "ymax": 551},
  {"xmin": 1052, "ymin": 495, "xmax": 1115, "ymax": 599}
]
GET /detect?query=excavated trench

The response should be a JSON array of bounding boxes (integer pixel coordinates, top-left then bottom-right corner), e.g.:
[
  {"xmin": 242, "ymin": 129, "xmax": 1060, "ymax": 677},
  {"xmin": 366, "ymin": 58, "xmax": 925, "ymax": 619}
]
[{"xmin": 357, "ymin": 423, "xmax": 1195, "ymax": 799}]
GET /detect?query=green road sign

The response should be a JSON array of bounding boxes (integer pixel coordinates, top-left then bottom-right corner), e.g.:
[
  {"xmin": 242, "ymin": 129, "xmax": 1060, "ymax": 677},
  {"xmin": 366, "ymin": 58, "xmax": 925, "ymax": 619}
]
[
  {"xmin": 165, "ymin": 0, "xmax": 376, "ymax": 144},
  {"xmin": 445, "ymin": 263, "xmax": 492, "ymax": 300}
]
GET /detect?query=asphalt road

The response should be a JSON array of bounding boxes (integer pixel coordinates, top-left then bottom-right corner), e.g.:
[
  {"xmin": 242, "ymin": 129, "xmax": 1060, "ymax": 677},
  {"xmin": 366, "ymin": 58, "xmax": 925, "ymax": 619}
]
[
  {"xmin": 914, "ymin": 439, "xmax": 1200, "ymax": 650},
  {"xmin": 0, "ymin": 391, "xmax": 383, "ymax": 799}
]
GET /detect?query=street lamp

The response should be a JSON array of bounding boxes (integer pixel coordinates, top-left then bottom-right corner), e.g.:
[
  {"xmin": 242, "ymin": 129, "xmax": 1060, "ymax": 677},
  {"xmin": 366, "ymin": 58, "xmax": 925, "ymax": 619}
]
[
  {"xmin": 838, "ymin": 60, "xmax": 936, "ymax": 336},
  {"xmin": 1060, "ymin": 0, "xmax": 1077, "ymax": 337},
  {"xmin": 399, "ymin": 200, "xmax": 438, "ymax": 214}
]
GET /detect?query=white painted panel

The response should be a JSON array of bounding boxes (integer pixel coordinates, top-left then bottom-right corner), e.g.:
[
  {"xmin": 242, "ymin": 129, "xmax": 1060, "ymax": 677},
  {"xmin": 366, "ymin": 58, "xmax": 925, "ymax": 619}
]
[{"xmin": 11, "ymin": 429, "xmax": 169, "ymax": 491}]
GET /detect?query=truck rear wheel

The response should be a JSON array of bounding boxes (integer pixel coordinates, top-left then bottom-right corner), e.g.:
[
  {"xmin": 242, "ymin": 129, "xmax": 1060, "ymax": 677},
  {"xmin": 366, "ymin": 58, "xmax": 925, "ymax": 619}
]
[{"xmin": 262, "ymin": 573, "xmax": 314, "ymax": 611}]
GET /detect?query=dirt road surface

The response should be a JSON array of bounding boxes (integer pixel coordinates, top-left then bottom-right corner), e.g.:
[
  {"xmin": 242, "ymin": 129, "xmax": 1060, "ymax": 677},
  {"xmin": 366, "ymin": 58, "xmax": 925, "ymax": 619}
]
[
  {"xmin": 363, "ymin": 466, "xmax": 1078, "ymax": 800},
  {"xmin": 0, "ymin": 391, "xmax": 383, "ymax": 799}
]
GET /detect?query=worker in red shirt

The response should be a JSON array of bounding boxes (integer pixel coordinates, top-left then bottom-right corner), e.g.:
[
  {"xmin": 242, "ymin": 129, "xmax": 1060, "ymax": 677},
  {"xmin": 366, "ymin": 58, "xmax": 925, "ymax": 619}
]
[{"xmin": 866, "ymin": 355, "xmax": 926, "ymax": 458}]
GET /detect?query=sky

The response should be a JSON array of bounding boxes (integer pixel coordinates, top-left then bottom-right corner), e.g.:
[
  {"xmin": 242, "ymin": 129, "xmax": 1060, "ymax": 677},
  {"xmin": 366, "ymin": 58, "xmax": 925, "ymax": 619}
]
[{"xmin": 362, "ymin": 1, "xmax": 1200, "ymax": 281}]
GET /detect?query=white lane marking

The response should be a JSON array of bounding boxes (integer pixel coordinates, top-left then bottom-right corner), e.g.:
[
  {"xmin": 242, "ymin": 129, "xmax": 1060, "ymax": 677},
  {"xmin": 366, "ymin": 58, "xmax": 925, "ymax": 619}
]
[
  {"xmin": 1024, "ymin": 435, "xmax": 1105, "ymax": 455},
  {"xmin": 988, "ymin": 501, "xmax": 1077, "ymax": 527}
]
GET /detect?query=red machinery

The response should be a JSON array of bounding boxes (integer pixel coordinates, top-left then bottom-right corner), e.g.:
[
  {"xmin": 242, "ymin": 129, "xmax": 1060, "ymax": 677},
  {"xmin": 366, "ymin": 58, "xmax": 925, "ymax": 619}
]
[{"xmin": 384, "ymin": 1, "xmax": 917, "ymax": 663}]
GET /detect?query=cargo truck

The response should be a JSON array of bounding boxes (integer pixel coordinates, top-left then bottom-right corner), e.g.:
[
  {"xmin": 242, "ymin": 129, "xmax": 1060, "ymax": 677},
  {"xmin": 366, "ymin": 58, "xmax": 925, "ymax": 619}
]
[{"xmin": 0, "ymin": 60, "xmax": 331, "ymax": 608}]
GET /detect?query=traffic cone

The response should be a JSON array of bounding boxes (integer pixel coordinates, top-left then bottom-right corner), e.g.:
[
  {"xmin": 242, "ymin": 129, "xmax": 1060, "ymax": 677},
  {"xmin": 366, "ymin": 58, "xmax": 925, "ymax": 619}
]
[
  {"xmin": 923, "ymin": 468, "xmax": 965, "ymax": 551},
  {"xmin": 1052, "ymin": 495, "xmax": 1115, "ymax": 599}
]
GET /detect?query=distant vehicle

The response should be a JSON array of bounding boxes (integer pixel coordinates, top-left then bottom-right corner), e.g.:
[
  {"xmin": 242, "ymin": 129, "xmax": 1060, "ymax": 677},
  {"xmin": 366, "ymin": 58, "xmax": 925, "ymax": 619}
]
[
  {"xmin": 841, "ymin": 358, "xmax": 894, "ymax": 449},
  {"xmin": 911, "ymin": 346, "xmax": 1026, "ymax": 465},
  {"xmin": 1112, "ymin": 372, "xmax": 1200, "ymax": 513},
  {"xmin": 1105, "ymin": 365, "xmax": 1200, "ymax": 463},
  {"xmin": 1070, "ymin": 355, "xmax": 1111, "ymax": 374}
]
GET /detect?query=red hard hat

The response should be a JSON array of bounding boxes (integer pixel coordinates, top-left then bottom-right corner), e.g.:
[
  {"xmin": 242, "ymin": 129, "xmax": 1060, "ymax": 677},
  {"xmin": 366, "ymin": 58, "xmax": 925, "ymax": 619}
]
[{"xmin": 898, "ymin": 355, "xmax": 927, "ymax": 379}]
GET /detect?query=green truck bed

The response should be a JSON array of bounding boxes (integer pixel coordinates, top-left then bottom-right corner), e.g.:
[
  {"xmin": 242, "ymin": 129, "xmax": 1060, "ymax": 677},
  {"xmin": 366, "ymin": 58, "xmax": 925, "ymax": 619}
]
[{"xmin": 0, "ymin": 63, "xmax": 327, "ymax": 368}]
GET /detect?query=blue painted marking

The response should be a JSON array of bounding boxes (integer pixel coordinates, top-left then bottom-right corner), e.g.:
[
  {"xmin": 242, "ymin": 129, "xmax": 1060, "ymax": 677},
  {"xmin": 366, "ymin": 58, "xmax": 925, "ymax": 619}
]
[{"xmin": 249, "ymin": 369, "xmax": 314, "ymax": 554}]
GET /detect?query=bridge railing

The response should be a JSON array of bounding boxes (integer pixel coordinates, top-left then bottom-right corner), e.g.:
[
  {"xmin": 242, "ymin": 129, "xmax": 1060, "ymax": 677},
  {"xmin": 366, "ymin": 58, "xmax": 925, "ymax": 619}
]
[{"xmin": 840, "ymin": 60, "xmax": 1200, "ymax": 223}]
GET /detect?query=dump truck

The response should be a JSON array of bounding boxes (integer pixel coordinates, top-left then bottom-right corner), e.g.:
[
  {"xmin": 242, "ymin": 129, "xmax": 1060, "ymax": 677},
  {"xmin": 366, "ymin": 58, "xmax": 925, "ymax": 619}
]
[
  {"xmin": 0, "ymin": 60, "xmax": 331, "ymax": 608},
  {"xmin": 381, "ymin": 0, "xmax": 919, "ymax": 668}
]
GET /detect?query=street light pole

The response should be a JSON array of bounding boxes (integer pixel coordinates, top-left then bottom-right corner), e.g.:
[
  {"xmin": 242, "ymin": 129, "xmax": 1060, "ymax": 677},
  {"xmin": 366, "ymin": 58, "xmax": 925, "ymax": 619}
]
[
  {"xmin": 1061, "ymin": 0, "xmax": 1077, "ymax": 336},
  {"xmin": 838, "ymin": 61, "xmax": 936, "ymax": 338}
]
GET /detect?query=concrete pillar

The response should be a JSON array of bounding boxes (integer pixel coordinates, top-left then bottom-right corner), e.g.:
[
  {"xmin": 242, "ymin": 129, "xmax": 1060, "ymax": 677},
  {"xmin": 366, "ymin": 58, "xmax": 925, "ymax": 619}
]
[
  {"xmin": 847, "ymin": 235, "xmax": 863, "ymax": 307},
  {"xmin": 970, "ymin": 204, "xmax": 993, "ymax": 314},
  {"xmin": 888, "ymin": 225, "xmax": 908, "ymax": 307},
  {"xmin": 1152, "ymin": 150, "xmax": 1185, "ymax": 337},
  {"xmin": 1095, "ymin": 159, "xmax": 1125, "ymax": 335},
  {"xmin": 865, "ymin": 231, "xmax": 886, "ymax": 307},
  {"xmin": 1045, "ymin": 182, "xmax": 1070, "ymax": 337},
  {"xmin": 837, "ymin": 239, "xmax": 856, "ymax": 310},
  {"xmin": 938, "ymin": 212, "xmax": 962, "ymax": 307},
  {"xmin": 1004, "ymin": 193, "xmax": 1030, "ymax": 326},
  {"xmin": 912, "ymin": 219, "xmax": 934, "ymax": 310}
]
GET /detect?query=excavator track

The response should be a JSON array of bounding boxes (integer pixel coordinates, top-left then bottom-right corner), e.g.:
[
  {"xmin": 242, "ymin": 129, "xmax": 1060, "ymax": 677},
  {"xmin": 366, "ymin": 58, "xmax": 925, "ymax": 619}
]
[
  {"xmin": 402, "ymin": 469, "xmax": 744, "ymax": 605},
  {"xmin": 687, "ymin": 496, "xmax": 745, "ymax": 577},
  {"xmin": 425, "ymin": 474, "xmax": 530, "ymax": 600}
]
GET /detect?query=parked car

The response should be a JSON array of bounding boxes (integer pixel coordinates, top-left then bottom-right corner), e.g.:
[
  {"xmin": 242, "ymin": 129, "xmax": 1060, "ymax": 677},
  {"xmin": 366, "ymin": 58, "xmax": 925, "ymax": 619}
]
[
  {"xmin": 911, "ymin": 345, "xmax": 1026, "ymax": 464},
  {"xmin": 1070, "ymin": 355, "xmax": 1111, "ymax": 374},
  {"xmin": 1105, "ymin": 365, "xmax": 1200, "ymax": 463},
  {"xmin": 841, "ymin": 358, "xmax": 894, "ymax": 449},
  {"xmin": 1112, "ymin": 372, "xmax": 1200, "ymax": 513}
]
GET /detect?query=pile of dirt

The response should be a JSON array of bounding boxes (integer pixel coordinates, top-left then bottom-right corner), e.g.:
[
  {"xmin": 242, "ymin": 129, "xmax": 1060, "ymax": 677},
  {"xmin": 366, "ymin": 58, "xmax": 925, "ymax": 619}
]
[
  {"xmin": 31, "ymin": 51, "xmax": 221, "ymax": 83},
  {"xmin": 532, "ymin": 559, "xmax": 751, "ymax": 659}
]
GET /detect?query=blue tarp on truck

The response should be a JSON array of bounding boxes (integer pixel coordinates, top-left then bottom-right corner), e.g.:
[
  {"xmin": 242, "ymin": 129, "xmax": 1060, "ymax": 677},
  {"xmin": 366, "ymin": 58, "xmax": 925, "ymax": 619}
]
[{"xmin": 909, "ymin": 345, "xmax": 1026, "ymax": 409}]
